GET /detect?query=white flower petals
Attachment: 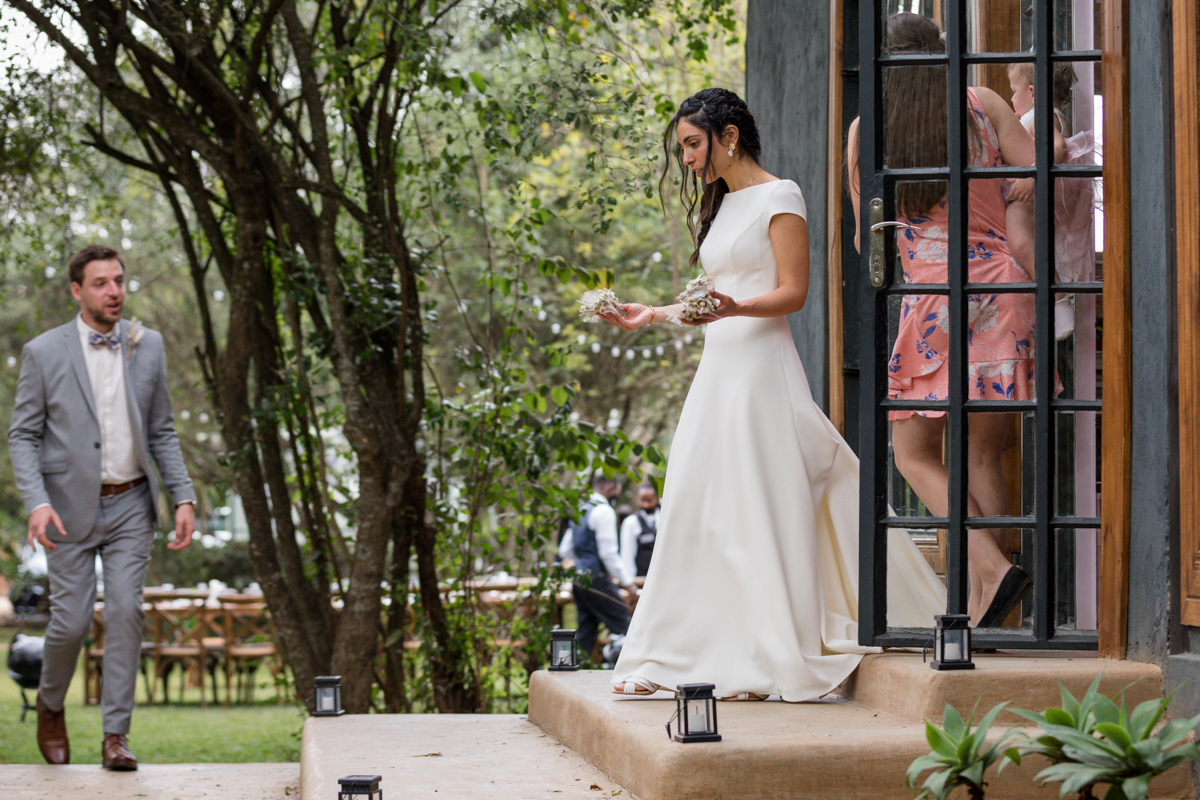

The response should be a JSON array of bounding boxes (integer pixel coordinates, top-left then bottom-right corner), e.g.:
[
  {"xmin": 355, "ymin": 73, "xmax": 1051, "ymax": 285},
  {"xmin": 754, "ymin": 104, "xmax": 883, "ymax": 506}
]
[
  {"xmin": 667, "ymin": 274, "xmax": 717, "ymax": 324},
  {"xmin": 578, "ymin": 288, "xmax": 622, "ymax": 323}
]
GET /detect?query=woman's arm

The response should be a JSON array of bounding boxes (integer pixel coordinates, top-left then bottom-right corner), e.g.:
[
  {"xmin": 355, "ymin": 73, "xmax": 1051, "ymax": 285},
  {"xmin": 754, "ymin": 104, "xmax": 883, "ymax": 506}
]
[
  {"xmin": 702, "ymin": 213, "xmax": 811, "ymax": 320},
  {"xmin": 975, "ymin": 86, "xmax": 1035, "ymax": 168},
  {"xmin": 600, "ymin": 213, "xmax": 810, "ymax": 329},
  {"xmin": 847, "ymin": 117, "xmax": 862, "ymax": 254},
  {"xmin": 599, "ymin": 302, "xmax": 685, "ymax": 331}
]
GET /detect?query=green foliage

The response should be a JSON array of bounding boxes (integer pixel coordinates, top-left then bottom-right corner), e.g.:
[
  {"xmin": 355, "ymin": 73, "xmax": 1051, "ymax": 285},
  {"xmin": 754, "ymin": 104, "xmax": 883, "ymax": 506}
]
[
  {"xmin": 1008, "ymin": 679, "xmax": 1200, "ymax": 800},
  {"xmin": 145, "ymin": 537, "xmax": 257, "ymax": 592},
  {"xmin": 906, "ymin": 702, "xmax": 1022, "ymax": 800},
  {"xmin": 1005, "ymin": 675, "xmax": 1110, "ymax": 769},
  {"xmin": 908, "ymin": 681, "xmax": 1200, "ymax": 800},
  {"xmin": 0, "ymin": 0, "xmax": 745, "ymax": 712}
]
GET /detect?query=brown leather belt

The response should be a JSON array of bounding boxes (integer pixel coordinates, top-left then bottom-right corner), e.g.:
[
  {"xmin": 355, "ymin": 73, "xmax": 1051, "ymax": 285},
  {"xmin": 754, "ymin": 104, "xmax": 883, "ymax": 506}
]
[{"xmin": 100, "ymin": 476, "xmax": 147, "ymax": 497}]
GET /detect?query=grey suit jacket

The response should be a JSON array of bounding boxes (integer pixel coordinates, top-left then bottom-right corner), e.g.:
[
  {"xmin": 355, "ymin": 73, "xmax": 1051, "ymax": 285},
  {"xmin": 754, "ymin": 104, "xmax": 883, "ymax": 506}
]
[{"xmin": 8, "ymin": 317, "xmax": 196, "ymax": 542}]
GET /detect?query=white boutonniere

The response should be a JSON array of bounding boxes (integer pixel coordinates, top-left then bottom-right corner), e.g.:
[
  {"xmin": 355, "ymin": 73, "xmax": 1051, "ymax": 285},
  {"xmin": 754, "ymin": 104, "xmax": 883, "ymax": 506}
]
[{"xmin": 125, "ymin": 318, "xmax": 144, "ymax": 360}]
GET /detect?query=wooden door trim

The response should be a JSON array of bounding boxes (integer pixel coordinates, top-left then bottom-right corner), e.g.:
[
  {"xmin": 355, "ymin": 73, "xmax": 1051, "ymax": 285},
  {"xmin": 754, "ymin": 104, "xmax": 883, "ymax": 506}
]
[
  {"xmin": 826, "ymin": 0, "xmax": 845, "ymax": 435},
  {"xmin": 1098, "ymin": 0, "xmax": 1132, "ymax": 659},
  {"xmin": 1175, "ymin": 0, "xmax": 1200, "ymax": 627}
]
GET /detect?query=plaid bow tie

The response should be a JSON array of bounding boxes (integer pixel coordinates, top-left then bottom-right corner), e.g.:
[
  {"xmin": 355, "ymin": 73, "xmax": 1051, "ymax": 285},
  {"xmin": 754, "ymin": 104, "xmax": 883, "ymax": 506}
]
[{"xmin": 88, "ymin": 330, "xmax": 122, "ymax": 349}]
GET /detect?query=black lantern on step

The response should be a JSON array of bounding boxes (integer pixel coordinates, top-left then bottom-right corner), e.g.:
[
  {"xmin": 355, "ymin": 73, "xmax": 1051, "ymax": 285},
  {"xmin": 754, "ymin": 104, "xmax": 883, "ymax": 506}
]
[
  {"xmin": 672, "ymin": 683, "xmax": 721, "ymax": 743},
  {"xmin": 313, "ymin": 675, "xmax": 345, "ymax": 716},
  {"xmin": 337, "ymin": 774, "xmax": 382, "ymax": 800},
  {"xmin": 931, "ymin": 614, "xmax": 974, "ymax": 671},
  {"xmin": 549, "ymin": 629, "xmax": 579, "ymax": 671}
]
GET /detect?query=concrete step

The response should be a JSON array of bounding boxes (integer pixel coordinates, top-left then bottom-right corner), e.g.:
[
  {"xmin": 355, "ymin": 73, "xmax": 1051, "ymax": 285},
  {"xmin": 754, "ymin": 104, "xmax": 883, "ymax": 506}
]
[
  {"xmin": 527, "ymin": 657, "xmax": 1193, "ymax": 800},
  {"xmin": 299, "ymin": 714, "xmax": 625, "ymax": 800},
  {"xmin": 0, "ymin": 763, "xmax": 297, "ymax": 799},
  {"xmin": 847, "ymin": 652, "xmax": 1164, "ymax": 722}
]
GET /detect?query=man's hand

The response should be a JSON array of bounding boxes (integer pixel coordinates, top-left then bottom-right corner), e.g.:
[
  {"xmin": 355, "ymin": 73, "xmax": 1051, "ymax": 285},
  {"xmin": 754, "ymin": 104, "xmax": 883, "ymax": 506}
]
[
  {"xmin": 169, "ymin": 502, "xmax": 196, "ymax": 550},
  {"xmin": 27, "ymin": 505, "xmax": 67, "ymax": 551}
]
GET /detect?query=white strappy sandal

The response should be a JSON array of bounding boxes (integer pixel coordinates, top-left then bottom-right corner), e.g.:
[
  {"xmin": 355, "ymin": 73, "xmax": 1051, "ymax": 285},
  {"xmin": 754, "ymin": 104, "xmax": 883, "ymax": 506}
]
[{"xmin": 612, "ymin": 676, "xmax": 662, "ymax": 696}]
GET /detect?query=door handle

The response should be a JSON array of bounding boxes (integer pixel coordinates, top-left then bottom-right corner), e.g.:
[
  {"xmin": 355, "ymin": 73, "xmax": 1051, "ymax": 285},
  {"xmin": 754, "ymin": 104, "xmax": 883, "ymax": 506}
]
[
  {"xmin": 867, "ymin": 200, "xmax": 921, "ymax": 288},
  {"xmin": 869, "ymin": 221, "xmax": 922, "ymax": 233}
]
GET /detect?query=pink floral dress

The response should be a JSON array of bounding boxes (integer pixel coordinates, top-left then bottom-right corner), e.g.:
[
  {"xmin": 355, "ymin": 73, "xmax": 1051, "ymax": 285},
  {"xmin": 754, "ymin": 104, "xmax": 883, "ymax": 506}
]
[{"xmin": 888, "ymin": 89, "xmax": 1054, "ymax": 420}]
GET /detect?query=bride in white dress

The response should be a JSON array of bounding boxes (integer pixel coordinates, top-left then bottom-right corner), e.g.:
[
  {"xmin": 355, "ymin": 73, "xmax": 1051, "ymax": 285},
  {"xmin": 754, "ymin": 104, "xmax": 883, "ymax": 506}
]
[{"xmin": 597, "ymin": 88, "xmax": 945, "ymax": 702}]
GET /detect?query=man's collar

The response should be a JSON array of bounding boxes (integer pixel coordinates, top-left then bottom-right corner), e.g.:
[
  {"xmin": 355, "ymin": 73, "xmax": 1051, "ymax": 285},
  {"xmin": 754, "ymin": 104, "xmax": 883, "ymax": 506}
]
[{"xmin": 76, "ymin": 312, "xmax": 119, "ymax": 336}]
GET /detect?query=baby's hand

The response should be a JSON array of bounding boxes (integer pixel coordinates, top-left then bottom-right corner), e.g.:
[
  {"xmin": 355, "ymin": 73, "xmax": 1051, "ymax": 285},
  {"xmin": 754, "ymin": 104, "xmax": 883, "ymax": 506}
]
[{"xmin": 1008, "ymin": 177, "xmax": 1035, "ymax": 205}]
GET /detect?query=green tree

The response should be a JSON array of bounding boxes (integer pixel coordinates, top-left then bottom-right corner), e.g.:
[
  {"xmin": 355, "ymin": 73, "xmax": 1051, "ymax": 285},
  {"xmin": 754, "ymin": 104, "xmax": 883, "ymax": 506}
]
[{"xmin": 1, "ymin": 0, "xmax": 740, "ymax": 713}]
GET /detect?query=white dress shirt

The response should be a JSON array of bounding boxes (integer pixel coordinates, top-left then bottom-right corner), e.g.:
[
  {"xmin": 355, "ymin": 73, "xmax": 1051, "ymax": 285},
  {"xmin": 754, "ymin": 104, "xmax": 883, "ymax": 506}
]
[
  {"xmin": 587, "ymin": 492, "xmax": 634, "ymax": 586},
  {"xmin": 558, "ymin": 493, "xmax": 634, "ymax": 586},
  {"xmin": 620, "ymin": 507, "xmax": 659, "ymax": 578},
  {"xmin": 77, "ymin": 314, "xmax": 144, "ymax": 484}
]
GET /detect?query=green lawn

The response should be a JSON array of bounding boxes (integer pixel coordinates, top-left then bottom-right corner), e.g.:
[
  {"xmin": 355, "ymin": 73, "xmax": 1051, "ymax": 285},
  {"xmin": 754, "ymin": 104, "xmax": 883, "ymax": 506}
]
[{"xmin": 0, "ymin": 627, "xmax": 305, "ymax": 765}]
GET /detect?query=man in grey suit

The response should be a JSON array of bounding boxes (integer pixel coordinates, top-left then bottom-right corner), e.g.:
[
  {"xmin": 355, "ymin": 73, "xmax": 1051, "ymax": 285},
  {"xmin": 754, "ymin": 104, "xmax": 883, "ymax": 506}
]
[{"xmin": 8, "ymin": 244, "xmax": 196, "ymax": 770}]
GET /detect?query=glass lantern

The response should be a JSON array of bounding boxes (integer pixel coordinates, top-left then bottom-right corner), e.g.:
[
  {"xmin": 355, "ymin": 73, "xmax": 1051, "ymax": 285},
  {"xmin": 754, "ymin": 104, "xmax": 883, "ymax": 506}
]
[
  {"xmin": 932, "ymin": 614, "xmax": 974, "ymax": 671},
  {"xmin": 672, "ymin": 683, "xmax": 721, "ymax": 743},
  {"xmin": 313, "ymin": 675, "xmax": 346, "ymax": 716},
  {"xmin": 549, "ymin": 629, "xmax": 580, "ymax": 671},
  {"xmin": 337, "ymin": 774, "xmax": 382, "ymax": 800}
]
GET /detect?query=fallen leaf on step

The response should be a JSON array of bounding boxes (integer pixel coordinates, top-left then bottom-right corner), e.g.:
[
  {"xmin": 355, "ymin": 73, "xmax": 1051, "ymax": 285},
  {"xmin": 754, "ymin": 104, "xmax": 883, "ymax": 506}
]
[
  {"xmin": 412, "ymin": 752, "xmax": 443, "ymax": 757},
  {"xmin": 590, "ymin": 785, "xmax": 602, "ymax": 790}
]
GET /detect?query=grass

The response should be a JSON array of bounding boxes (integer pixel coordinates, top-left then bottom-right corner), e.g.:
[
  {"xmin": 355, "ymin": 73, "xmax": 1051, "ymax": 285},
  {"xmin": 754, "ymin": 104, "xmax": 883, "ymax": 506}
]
[{"xmin": 0, "ymin": 626, "xmax": 305, "ymax": 765}]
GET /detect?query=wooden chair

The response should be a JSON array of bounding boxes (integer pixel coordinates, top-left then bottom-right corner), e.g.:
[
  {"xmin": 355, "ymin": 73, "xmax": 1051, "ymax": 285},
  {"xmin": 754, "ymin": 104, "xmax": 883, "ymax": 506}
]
[
  {"xmin": 220, "ymin": 602, "xmax": 280, "ymax": 705},
  {"xmin": 82, "ymin": 604, "xmax": 157, "ymax": 706},
  {"xmin": 147, "ymin": 599, "xmax": 213, "ymax": 707}
]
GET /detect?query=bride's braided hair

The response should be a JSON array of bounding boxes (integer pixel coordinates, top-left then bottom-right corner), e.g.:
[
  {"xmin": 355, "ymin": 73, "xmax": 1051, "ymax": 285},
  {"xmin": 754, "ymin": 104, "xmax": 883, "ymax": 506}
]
[{"xmin": 660, "ymin": 88, "xmax": 763, "ymax": 268}]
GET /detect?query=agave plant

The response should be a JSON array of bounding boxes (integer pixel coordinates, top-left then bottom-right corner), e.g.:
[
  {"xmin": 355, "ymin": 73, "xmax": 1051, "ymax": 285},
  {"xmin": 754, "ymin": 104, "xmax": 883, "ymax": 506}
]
[
  {"xmin": 1005, "ymin": 679, "xmax": 1200, "ymax": 800},
  {"xmin": 1005, "ymin": 675, "xmax": 1108, "ymax": 767},
  {"xmin": 907, "ymin": 701, "xmax": 1022, "ymax": 800}
]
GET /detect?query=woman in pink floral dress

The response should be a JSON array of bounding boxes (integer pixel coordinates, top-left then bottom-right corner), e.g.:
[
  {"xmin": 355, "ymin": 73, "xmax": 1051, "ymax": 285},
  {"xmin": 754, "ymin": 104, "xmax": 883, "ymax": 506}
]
[{"xmin": 848, "ymin": 12, "xmax": 1048, "ymax": 627}]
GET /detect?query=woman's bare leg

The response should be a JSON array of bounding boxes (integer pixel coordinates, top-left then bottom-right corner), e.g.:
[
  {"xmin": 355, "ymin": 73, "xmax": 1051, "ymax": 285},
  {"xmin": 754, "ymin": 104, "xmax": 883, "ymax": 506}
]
[
  {"xmin": 891, "ymin": 414, "xmax": 1014, "ymax": 623},
  {"xmin": 966, "ymin": 412, "xmax": 1022, "ymax": 620}
]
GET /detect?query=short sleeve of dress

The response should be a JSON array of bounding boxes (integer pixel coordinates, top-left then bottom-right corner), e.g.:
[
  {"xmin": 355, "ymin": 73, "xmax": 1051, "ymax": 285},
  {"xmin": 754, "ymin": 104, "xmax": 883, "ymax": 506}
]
[{"xmin": 768, "ymin": 180, "xmax": 807, "ymax": 222}]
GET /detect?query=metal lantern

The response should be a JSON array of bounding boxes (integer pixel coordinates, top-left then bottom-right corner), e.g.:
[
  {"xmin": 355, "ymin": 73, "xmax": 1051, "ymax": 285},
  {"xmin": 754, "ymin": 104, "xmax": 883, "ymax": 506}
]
[
  {"xmin": 931, "ymin": 614, "xmax": 974, "ymax": 671},
  {"xmin": 337, "ymin": 774, "xmax": 382, "ymax": 800},
  {"xmin": 549, "ymin": 629, "xmax": 580, "ymax": 671},
  {"xmin": 313, "ymin": 675, "xmax": 346, "ymax": 716},
  {"xmin": 672, "ymin": 683, "xmax": 721, "ymax": 743}
]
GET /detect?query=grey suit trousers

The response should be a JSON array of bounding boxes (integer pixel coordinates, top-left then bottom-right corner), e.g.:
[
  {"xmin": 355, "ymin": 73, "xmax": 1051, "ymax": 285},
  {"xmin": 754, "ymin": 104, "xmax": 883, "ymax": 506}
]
[{"xmin": 41, "ymin": 482, "xmax": 155, "ymax": 735}]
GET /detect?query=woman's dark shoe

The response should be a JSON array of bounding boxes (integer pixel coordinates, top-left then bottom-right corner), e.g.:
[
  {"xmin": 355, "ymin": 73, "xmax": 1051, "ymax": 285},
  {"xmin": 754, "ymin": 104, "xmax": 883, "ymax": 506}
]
[{"xmin": 976, "ymin": 567, "xmax": 1033, "ymax": 628}]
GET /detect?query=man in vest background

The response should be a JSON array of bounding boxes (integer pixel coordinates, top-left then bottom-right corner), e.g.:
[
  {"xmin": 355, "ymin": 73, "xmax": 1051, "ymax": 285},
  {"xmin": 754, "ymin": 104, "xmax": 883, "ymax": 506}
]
[
  {"xmin": 620, "ymin": 482, "xmax": 660, "ymax": 579},
  {"xmin": 560, "ymin": 473, "xmax": 637, "ymax": 658},
  {"xmin": 8, "ymin": 245, "xmax": 196, "ymax": 770}
]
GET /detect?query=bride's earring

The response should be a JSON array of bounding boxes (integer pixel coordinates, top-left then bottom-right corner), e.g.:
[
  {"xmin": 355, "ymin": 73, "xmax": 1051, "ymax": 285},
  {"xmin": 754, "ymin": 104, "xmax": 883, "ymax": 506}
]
[{"xmin": 728, "ymin": 147, "xmax": 735, "ymax": 157}]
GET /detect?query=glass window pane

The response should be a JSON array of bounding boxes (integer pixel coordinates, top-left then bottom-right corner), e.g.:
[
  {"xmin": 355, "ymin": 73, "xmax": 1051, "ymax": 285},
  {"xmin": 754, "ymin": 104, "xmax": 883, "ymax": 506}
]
[{"xmin": 1055, "ymin": 527, "xmax": 1099, "ymax": 631}]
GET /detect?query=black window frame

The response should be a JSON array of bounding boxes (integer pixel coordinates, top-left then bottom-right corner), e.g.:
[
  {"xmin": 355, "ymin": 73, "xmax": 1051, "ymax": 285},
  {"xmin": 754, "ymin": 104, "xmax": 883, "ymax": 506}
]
[{"xmin": 856, "ymin": 0, "xmax": 1104, "ymax": 649}]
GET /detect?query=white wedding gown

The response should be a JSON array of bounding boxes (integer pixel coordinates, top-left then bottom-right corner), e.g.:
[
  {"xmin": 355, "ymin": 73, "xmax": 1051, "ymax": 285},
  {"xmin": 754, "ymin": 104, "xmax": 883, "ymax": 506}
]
[{"xmin": 612, "ymin": 179, "xmax": 946, "ymax": 701}]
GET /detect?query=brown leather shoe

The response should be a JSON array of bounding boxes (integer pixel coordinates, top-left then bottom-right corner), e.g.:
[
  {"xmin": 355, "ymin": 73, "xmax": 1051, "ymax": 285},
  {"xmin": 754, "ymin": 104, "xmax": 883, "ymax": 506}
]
[
  {"xmin": 36, "ymin": 694, "xmax": 69, "ymax": 765},
  {"xmin": 102, "ymin": 733, "xmax": 138, "ymax": 771}
]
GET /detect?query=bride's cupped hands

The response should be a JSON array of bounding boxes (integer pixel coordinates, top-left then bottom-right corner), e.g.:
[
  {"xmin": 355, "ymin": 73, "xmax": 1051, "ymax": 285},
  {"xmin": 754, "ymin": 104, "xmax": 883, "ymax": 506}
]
[{"xmin": 597, "ymin": 291, "xmax": 739, "ymax": 331}]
